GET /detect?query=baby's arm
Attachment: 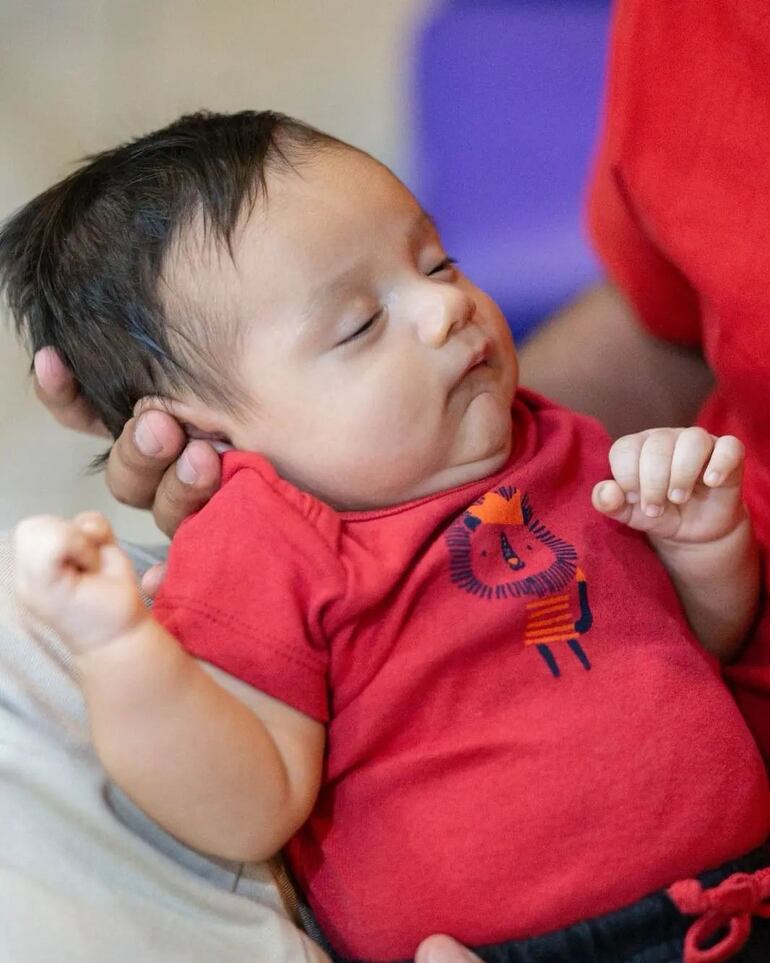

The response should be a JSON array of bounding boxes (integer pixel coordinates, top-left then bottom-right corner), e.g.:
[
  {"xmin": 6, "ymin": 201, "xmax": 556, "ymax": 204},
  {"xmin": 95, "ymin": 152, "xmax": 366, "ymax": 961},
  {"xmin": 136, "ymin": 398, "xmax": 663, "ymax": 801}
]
[
  {"xmin": 592, "ymin": 428, "xmax": 759, "ymax": 661},
  {"xmin": 13, "ymin": 513, "xmax": 324, "ymax": 862}
]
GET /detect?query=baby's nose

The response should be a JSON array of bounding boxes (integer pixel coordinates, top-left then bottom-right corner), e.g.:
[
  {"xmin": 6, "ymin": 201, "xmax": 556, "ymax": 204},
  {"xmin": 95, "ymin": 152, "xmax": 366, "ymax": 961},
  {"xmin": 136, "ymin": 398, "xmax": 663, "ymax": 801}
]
[{"xmin": 417, "ymin": 287, "xmax": 477, "ymax": 348}]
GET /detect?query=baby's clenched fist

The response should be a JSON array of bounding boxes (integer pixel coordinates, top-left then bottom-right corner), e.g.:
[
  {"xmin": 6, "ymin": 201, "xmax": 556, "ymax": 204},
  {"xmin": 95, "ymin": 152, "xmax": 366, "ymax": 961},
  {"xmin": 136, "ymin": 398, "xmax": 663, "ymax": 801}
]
[
  {"xmin": 592, "ymin": 428, "xmax": 746, "ymax": 544},
  {"xmin": 13, "ymin": 512, "xmax": 147, "ymax": 653}
]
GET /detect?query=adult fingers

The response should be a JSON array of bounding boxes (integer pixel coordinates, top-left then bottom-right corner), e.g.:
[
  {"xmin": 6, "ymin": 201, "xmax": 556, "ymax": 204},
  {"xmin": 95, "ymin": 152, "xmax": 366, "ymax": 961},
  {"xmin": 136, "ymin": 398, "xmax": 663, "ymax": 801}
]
[
  {"xmin": 150, "ymin": 440, "xmax": 222, "ymax": 538},
  {"xmin": 33, "ymin": 347, "xmax": 110, "ymax": 437},
  {"xmin": 667, "ymin": 428, "xmax": 715, "ymax": 503},
  {"xmin": 415, "ymin": 935, "xmax": 483, "ymax": 962},
  {"xmin": 106, "ymin": 410, "xmax": 188, "ymax": 511}
]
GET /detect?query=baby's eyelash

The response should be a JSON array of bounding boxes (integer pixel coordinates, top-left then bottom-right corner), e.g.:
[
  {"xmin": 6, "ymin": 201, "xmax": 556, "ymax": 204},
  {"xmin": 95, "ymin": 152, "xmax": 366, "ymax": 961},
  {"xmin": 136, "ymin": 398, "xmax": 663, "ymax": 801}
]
[
  {"xmin": 336, "ymin": 258, "xmax": 457, "ymax": 349},
  {"xmin": 341, "ymin": 309, "xmax": 383, "ymax": 345},
  {"xmin": 429, "ymin": 256, "xmax": 458, "ymax": 275}
]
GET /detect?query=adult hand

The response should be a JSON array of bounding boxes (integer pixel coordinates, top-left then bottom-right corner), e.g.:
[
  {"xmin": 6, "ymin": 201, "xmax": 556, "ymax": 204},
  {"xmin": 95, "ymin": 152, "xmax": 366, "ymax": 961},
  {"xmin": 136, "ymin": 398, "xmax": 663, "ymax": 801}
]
[
  {"xmin": 33, "ymin": 347, "xmax": 222, "ymax": 549},
  {"xmin": 33, "ymin": 346, "xmax": 110, "ymax": 437},
  {"xmin": 415, "ymin": 935, "xmax": 482, "ymax": 962}
]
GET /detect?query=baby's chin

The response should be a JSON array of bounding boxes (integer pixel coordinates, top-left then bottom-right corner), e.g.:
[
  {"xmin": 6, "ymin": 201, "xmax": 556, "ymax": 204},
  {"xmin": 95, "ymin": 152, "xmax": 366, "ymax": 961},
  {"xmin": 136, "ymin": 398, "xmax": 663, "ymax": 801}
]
[
  {"xmin": 405, "ymin": 401, "xmax": 514, "ymax": 500},
  {"xmin": 459, "ymin": 391, "xmax": 514, "ymax": 463},
  {"xmin": 448, "ymin": 433, "xmax": 512, "ymax": 489}
]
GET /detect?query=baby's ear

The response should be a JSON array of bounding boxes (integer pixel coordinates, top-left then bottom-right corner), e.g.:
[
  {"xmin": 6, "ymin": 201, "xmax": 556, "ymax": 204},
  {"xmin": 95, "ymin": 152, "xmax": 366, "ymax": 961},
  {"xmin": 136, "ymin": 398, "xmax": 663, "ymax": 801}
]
[{"xmin": 133, "ymin": 395, "xmax": 233, "ymax": 448}]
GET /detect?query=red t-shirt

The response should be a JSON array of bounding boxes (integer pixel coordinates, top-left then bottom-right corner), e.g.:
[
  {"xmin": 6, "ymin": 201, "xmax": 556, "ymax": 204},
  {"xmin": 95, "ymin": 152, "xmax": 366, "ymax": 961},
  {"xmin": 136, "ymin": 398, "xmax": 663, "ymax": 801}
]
[
  {"xmin": 587, "ymin": 0, "xmax": 770, "ymax": 755},
  {"xmin": 153, "ymin": 392, "xmax": 769, "ymax": 960}
]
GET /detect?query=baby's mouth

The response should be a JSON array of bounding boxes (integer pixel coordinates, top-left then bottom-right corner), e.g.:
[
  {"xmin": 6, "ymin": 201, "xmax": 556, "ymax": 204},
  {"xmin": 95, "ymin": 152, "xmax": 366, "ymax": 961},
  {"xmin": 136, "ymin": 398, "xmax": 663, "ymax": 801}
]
[{"xmin": 455, "ymin": 339, "xmax": 493, "ymax": 388}]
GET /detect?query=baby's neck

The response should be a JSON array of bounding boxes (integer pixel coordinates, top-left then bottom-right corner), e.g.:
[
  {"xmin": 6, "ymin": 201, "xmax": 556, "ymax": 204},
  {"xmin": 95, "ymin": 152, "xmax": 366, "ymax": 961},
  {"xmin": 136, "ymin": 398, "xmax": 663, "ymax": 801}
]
[{"xmin": 306, "ymin": 445, "xmax": 515, "ymax": 514}]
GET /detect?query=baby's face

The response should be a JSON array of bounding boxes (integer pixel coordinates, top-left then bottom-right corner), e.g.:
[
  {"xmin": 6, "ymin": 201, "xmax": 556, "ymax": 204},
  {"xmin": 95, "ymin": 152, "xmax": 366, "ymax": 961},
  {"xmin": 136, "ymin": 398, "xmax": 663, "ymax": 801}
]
[{"xmin": 176, "ymin": 148, "xmax": 517, "ymax": 510}]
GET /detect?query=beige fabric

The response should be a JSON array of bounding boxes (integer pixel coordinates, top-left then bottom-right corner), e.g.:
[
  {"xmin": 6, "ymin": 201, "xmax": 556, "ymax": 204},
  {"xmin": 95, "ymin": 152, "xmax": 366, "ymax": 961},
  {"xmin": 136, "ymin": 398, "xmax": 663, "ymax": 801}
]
[{"xmin": 0, "ymin": 531, "xmax": 328, "ymax": 963}]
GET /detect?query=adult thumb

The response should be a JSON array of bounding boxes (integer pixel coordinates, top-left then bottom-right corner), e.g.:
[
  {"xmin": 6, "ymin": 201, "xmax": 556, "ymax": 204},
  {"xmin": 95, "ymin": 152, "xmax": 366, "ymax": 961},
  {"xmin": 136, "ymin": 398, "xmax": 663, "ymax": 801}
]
[{"xmin": 414, "ymin": 935, "xmax": 483, "ymax": 963}]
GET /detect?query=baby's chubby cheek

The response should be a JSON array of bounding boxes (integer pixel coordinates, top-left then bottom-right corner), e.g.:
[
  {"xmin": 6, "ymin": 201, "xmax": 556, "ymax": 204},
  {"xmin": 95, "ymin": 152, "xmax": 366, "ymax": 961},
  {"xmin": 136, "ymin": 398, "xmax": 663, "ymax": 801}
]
[
  {"xmin": 490, "ymin": 310, "xmax": 519, "ymax": 387},
  {"xmin": 326, "ymin": 399, "xmax": 461, "ymax": 500}
]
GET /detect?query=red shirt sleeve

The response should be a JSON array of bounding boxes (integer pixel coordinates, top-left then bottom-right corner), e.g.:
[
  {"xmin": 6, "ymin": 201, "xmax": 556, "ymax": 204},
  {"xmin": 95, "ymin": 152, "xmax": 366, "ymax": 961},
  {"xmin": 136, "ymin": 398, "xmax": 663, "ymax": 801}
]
[
  {"xmin": 152, "ymin": 454, "xmax": 346, "ymax": 722},
  {"xmin": 586, "ymin": 0, "xmax": 702, "ymax": 346}
]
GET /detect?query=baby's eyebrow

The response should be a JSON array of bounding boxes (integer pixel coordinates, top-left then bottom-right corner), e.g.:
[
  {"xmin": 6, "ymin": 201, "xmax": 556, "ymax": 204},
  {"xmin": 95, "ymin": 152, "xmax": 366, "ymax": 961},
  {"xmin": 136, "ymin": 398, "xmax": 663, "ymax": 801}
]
[
  {"xmin": 302, "ymin": 265, "xmax": 363, "ymax": 319},
  {"xmin": 324, "ymin": 209, "xmax": 438, "ymax": 294},
  {"xmin": 411, "ymin": 208, "xmax": 438, "ymax": 238},
  {"xmin": 299, "ymin": 208, "xmax": 441, "ymax": 327}
]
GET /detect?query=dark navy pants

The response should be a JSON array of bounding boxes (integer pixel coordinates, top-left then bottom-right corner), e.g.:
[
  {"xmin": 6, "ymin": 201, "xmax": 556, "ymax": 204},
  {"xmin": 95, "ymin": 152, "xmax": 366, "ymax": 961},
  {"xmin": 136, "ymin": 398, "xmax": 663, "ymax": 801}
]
[{"xmin": 299, "ymin": 844, "xmax": 770, "ymax": 963}]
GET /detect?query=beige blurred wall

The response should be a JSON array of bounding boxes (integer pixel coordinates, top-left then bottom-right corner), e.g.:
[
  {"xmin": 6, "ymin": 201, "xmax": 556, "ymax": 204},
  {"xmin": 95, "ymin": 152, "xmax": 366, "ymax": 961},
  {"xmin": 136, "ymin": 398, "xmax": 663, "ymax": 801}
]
[{"xmin": 0, "ymin": 0, "xmax": 428, "ymax": 541}]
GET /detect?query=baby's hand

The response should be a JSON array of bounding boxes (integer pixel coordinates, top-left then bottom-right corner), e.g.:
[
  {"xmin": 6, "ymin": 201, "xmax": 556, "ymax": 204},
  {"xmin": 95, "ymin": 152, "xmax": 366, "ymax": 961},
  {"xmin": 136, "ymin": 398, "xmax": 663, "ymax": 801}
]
[
  {"xmin": 13, "ymin": 512, "xmax": 147, "ymax": 653},
  {"xmin": 592, "ymin": 428, "xmax": 746, "ymax": 544}
]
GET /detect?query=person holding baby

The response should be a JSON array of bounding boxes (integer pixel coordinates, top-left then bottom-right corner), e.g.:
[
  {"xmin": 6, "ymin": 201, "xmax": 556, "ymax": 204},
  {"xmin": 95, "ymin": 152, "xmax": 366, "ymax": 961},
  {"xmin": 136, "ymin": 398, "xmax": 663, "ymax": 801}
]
[
  {"xmin": 4, "ymin": 97, "xmax": 770, "ymax": 962},
  {"xmin": 4, "ymin": 2, "xmax": 770, "ymax": 961}
]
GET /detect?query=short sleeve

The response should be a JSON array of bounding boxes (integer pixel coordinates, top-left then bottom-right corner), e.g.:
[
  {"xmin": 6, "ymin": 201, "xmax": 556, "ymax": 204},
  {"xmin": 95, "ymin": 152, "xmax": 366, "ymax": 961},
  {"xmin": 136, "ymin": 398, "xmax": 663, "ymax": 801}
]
[
  {"xmin": 585, "ymin": 0, "xmax": 702, "ymax": 347},
  {"xmin": 152, "ymin": 457, "xmax": 345, "ymax": 722}
]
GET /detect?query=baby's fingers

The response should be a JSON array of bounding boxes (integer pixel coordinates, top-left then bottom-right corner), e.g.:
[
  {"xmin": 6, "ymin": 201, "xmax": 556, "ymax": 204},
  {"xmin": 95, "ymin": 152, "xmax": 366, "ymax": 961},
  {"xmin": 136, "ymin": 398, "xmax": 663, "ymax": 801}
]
[
  {"xmin": 592, "ymin": 480, "xmax": 633, "ymax": 522},
  {"xmin": 14, "ymin": 516, "xmax": 101, "ymax": 589},
  {"xmin": 97, "ymin": 543, "xmax": 140, "ymax": 584},
  {"xmin": 638, "ymin": 429, "xmax": 677, "ymax": 517},
  {"xmin": 703, "ymin": 435, "xmax": 745, "ymax": 488},
  {"xmin": 608, "ymin": 433, "xmax": 646, "ymax": 505},
  {"xmin": 667, "ymin": 428, "xmax": 715, "ymax": 504},
  {"xmin": 73, "ymin": 511, "xmax": 115, "ymax": 546}
]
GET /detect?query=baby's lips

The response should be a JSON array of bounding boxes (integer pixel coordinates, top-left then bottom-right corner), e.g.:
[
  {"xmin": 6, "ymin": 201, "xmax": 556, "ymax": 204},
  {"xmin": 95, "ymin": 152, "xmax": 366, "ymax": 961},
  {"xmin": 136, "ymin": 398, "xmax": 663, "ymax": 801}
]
[{"xmin": 454, "ymin": 337, "xmax": 493, "ymax": 387}]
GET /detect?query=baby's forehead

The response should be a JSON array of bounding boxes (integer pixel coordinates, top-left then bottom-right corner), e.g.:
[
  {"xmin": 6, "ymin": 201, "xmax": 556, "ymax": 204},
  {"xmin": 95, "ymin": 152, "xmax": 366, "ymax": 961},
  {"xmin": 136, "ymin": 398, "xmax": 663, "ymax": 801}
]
[
  {"xmin": 162, "ymin": 148, "xmax": 429, "ymax": 328},
  {"xmin": 159, "ymin": 210, "xmax": 245, "ymax": 340},
  {"xmin": 258, "ymin": 147, "xmax": 421, "ymax": 232}
]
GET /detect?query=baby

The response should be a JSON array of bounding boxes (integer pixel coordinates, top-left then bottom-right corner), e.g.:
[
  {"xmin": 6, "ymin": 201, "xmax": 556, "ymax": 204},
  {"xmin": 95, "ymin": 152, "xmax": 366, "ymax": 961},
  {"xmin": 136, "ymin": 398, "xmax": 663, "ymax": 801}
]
[{"xmin": 3, "ymin": 111, "xmax": 769, "ymax": 962}]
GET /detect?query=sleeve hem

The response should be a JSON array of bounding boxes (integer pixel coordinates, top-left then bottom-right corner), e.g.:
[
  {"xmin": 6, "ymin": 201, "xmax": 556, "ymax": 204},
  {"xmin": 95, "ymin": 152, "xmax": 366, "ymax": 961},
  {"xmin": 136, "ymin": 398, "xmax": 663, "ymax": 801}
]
[{"xmin": 153, "ymin": 597, "xmax": 329, "ymax": 723}]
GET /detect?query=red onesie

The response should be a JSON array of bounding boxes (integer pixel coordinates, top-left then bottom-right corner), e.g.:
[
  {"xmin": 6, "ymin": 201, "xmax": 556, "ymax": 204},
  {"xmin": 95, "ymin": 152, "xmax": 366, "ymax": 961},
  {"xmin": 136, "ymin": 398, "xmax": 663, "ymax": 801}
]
[
  {"xmin": 587, "ymin": 0, "xmax": 770, "ymax": 755},
  {"xmin": 153, "ymin": 391, "xmax": 769, "ymax": 960}
]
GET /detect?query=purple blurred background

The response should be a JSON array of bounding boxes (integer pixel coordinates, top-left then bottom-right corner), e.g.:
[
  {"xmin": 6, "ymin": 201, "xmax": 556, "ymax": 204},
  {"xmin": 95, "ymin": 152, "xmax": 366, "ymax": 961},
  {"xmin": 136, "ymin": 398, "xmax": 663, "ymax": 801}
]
[{"xmin": 409, "ymin": 0, "xmax": 611, "ymax": 340}]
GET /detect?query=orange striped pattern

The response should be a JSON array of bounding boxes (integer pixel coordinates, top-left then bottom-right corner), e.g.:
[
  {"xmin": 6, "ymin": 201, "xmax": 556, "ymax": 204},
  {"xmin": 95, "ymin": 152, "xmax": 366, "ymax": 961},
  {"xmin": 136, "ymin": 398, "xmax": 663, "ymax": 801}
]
[{"xmin": 523, "ymin": 593, "xmax": 575, "ymax": 646}]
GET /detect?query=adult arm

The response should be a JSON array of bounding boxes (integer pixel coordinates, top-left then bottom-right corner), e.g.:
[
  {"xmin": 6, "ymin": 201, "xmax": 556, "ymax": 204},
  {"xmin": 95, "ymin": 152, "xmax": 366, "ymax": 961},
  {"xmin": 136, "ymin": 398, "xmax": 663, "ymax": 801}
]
[{"xmin": 518, "ymin": 281, "xmax": 714, "ymax": 438}]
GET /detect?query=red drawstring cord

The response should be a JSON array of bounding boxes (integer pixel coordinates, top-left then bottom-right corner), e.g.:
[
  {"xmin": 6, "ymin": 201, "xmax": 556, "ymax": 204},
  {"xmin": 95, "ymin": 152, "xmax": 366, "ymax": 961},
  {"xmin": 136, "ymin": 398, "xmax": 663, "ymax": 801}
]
[{"xmin": 669, "ymin": 867, "xmax": 770, "ymax": 962}]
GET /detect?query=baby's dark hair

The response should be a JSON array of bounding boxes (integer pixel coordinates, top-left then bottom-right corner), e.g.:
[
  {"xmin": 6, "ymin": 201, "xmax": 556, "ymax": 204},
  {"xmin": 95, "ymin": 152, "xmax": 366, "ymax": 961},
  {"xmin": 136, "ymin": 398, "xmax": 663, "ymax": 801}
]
[{"xmin": 0, "ymin": 110, "xmax": 341, "ymax": 457}]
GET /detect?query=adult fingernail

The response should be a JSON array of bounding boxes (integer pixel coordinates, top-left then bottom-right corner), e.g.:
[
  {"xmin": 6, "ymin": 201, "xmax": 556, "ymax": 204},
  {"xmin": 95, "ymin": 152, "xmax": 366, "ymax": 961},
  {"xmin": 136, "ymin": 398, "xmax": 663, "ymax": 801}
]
[
  {"xmin": 33, "ymin": 348, "xmax": 50, "ymax": 379},
  {"xmin": 424, "ymin": 944, "xmax": 479, "ymax": 963},
  {"xmin": 33, "ymin": 346, "xmax": 68, "ymax": 391},
  {"xmin": 625, "ymin": 491, "xmax": 639, "ymax": 504},
  {"xmin": 705, "ymin": 470, "xmax": 721, "ymax": 486},
  {"xmin": 644, "ymin": 504, "xmax": 663, "ymax": 518},
  {"xmin": 669, "ymin": 488, "xmax": 686, "ymax": 503},
  {"xmin": 176, "ymin": 449, "xmax": 198, "ymax": 485},
  {"xmin": 134, "ymin": 415, "xmax": 163, "ymax": 456}
]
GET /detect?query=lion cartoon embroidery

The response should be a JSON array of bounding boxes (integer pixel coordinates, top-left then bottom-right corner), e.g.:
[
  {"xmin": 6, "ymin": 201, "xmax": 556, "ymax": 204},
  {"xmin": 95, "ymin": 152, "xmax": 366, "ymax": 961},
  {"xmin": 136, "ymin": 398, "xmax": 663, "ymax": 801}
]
[{"xmin": 446, "ymin": 486, "xmax": 592, "ymax": 677}]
